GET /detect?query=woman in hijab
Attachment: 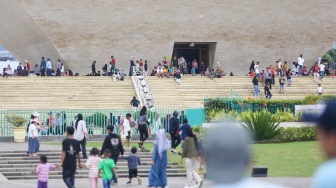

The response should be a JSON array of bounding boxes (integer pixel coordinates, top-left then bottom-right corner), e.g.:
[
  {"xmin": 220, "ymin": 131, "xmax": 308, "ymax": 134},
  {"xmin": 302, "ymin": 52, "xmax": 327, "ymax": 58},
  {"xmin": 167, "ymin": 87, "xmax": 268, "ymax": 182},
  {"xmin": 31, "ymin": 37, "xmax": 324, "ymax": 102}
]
[
  {"xmin": 249, "ymin": 61, "xmax": 255, "ymax": 72},
  {"xmin": 148, "ymin": 129, "xmax": 170, "ymax": 188},
  {"xmin": 129, "ymin": 56, "xmax": 135, "ymax": 76}
]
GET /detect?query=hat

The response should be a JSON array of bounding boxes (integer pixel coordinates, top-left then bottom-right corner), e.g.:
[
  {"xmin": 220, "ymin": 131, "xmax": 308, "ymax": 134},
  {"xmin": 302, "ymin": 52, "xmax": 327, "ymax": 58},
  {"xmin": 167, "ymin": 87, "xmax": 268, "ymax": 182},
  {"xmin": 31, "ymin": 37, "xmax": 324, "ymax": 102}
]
[
  {"xmin": 304, "ymin": 101, "xmax": 336, "ymax": 132},
  {"xmin": 203, "ymin": 124, "xmax": 252, "ymax": 184},
  {"xmin": 32, "ymin": 111, "xmax": 40, "ymax": 117}
]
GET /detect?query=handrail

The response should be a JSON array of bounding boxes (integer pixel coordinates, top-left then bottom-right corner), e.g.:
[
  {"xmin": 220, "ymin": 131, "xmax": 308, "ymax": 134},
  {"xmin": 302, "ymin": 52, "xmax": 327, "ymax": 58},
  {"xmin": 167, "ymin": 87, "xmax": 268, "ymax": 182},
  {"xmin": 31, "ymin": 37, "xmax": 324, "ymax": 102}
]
[{"xmin": 131, "ymin": 66, "xmax": 156, "ymax": 110}]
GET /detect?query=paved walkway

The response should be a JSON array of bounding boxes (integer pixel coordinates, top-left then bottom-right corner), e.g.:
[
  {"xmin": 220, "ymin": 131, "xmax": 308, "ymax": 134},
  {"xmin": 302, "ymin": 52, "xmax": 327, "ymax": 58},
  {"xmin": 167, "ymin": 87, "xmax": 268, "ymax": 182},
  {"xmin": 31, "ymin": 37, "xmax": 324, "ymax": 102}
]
[
  {"xmin": 0, "ymin": 177, "xmax": 311, "ymax": 188},
  {"xmin": 0, "ymin": 143, "xmax": 312, "ymax": 188}
]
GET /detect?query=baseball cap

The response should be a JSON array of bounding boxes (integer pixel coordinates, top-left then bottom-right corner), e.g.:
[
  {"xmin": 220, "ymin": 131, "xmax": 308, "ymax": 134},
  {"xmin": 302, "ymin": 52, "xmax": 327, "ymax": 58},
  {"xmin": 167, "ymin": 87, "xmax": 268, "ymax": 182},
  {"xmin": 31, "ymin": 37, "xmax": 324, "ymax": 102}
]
[
  {"xmin": 303, "ymin": 101, "xmax": 336, "ymax": 132},
  {"xmin": 203, "ymin": 123, "xmax": 252, "ymax": 184}
]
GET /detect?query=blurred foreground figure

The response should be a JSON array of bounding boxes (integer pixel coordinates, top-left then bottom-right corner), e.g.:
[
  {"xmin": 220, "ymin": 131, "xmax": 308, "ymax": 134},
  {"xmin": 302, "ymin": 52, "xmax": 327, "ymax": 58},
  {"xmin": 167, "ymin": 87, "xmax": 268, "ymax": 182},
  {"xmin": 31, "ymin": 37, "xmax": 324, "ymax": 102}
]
[
  {"xmin": 203, "ymin": 124, "xmax": 285, "ymax": 188},
  {"xmin": 305, "ymin": 101, "xmax": 336, "ymax": 188}
]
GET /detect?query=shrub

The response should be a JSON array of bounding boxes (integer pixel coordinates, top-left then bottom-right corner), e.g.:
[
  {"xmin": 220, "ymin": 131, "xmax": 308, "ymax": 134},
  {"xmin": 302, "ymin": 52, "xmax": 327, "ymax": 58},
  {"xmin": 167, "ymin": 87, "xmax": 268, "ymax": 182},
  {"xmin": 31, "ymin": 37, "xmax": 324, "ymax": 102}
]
[
  {"xmin": 275, "ymin": 109, "xmax": 298, "ymax": 122},
  {"xmin": 192, "ymin": 125, "xmax": 208, "ymax": 142},
  {"xmin": 6, "ymin": 115, "xmax": 26, "ymax": 127},
  {"xmin": 258, "ymin": 126, "xmax": 317, "ymax": 143},
  {"xmin": 86, "ymin": 112, "xmax": 108, "ymax": 127},
  {"xmin": 241, "ymin": 110, "xmax": 280, "ymax": 141}
]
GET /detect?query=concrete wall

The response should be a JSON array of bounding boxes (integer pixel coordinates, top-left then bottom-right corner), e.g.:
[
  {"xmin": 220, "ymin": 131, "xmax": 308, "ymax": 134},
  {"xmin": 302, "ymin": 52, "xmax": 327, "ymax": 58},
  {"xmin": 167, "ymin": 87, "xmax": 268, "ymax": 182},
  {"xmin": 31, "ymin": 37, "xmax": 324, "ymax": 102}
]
[
  {"xmin": 0, "ymin": 0, "xmax": 63, "ymax": 68},
  {"xmin": 4, "ymin": 0, "xmax": 336, "ymax": 75}
]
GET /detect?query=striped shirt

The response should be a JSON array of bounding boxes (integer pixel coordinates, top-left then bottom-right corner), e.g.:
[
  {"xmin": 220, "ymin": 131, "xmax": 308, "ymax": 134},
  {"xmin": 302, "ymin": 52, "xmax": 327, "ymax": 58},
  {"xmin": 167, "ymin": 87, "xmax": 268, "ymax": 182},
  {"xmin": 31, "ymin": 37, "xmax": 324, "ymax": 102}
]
[
  {"xmin": 36, "ymin": 163, "xmax": 55, "ymax": 182},
  {"xmin": 86, "ymin": 156, "xmax": 102, "ymax": 178}
]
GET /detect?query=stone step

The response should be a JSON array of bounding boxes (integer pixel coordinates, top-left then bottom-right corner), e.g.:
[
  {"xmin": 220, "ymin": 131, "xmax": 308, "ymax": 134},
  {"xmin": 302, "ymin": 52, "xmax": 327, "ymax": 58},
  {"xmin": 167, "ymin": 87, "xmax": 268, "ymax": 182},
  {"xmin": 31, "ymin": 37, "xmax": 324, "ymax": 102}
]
[
  {"xmin": 0, "ymin": 155, "xmax": 153, "ymax": 160},
  {"xmin": 0, "ymin": 149, "xmax": 151, "ymax": 154},
  {"xmin": 0, "ymin": 158, "xmax": 158, "ymax": 164},
  {"xmin": 2, "ymin": 168, "xmax": 185, "ymax": 176},
  {"xmin": 0, "ymin": 162, "xmax": 178, "ymax": 168},
  {"xmin": 6, "ymin": 173, "xmax": 186, "ymax": 180},
  {"xmin": 0, "ymin": 165, "xmax": 181, "ymax": 172}
]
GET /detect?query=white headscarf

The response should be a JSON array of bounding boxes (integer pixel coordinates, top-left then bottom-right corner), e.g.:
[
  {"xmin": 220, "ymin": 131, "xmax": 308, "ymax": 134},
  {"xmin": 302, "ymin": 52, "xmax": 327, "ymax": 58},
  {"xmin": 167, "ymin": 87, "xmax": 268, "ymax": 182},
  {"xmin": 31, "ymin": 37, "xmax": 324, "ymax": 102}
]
[{"xmin": 154, "ymin": 129, "xmax": 170, "ymax": 159}]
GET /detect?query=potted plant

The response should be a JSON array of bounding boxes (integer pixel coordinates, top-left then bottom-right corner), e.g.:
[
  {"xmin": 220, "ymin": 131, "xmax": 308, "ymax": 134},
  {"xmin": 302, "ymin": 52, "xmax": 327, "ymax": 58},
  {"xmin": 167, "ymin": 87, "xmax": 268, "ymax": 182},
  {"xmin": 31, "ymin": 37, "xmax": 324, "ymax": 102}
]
[{"xmin": 6, "ymin": 115, "xmax": 27, "ymax": 143}]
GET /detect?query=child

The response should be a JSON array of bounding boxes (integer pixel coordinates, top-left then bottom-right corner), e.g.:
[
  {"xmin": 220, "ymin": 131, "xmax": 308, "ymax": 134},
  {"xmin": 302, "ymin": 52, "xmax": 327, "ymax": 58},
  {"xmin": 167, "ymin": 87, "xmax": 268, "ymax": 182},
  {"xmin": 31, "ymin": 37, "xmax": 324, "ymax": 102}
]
[
  {"xmin": 99, "ymin": 149, "xmax": 118, "ymax": 188},
  {"xmin": 178, "ymin": 118, "xmax": 191, "ymax": 155},
  {"xmin": 286, "ymin": 69, "xmax": 292, "ymax": 86},
  {"xmin": 83, "ymin": 148, "xmax": 101, "ymax": 188},
  {"xmin": 317, "ymin": 84, "xmax": 323, "ymax": 95},
  {"xmin": 279, "ymin": 76, "xmax": 285, "ymax": 94},
  {"xmin": 122, "ymin": 113, "xmax": 132, "ymax": 148},
  {"xmin": 122, "ymin": 147, "xmax": 142, "ymax": 185},
  {"xmin": 32, "ymin": 155, "xmax": 56, "ymax": 188},
  {"xmin": 265, "ymin": 84, "xmax": 272, "ymax": 99},
  {"xmin": 191, "ymin": 67, "xmax": 196, "ymax": 76}
]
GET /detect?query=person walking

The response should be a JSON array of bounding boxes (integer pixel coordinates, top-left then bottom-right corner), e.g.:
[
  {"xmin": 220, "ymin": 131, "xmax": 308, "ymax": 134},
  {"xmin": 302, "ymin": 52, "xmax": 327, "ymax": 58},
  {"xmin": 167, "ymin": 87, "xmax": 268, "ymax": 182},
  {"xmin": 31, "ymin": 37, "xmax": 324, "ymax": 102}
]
[
  {"xmin": 74, "ymin": 113, "xmax": 89, "ymax": 159},
  {"xmin": 99, "ymin": 149, "xmax": 118, "ymax": 188},
  {"xmin": 249, "ymin": 61, "xmax": 255, "ymax": 72},
  {"xmin": 137, "ymin": 106, "xmax": 149, "ymax": 149},
  {"xmin": 252, "ymin": 76, "xmax": 259, "ymax": 97},
  {"xmin": 148, "ymin": 129, "xmax": 170, "ymax": 188},
  {"xmin": 265, "ymin": 67, "xmax": 272, "ymax": 89},
  {"xmin": 278, "ymin": 60, "xmax": 283, "ymax": 76},
  {"xmin": 58, "ymin": 127, "xmax": 82, "ymax": 188},
  {"xmin": 319, "ymin": 62, "xmax": 326, "ymax": 80},
  {"xmin": 180, "ymin": 126, "xmax": 203, "ymax": 188},
  {"xmin": 100, "ymin": 125, "xmax": 124, "ymax": 186},
  {"xmin": 169, "ymin": 111, "xmax": 181, "ymax": 154},
  {"xmin": 32, "ymin": 155, "xmax": 56, "ymax": 188},
  {"xmin": 41, "ymin": 57, "xmax": 46, "ymax": 69},
  {"xmin": 298, "ymin": 54, "xmax": 304, "ymax": 76},
  {"xmin": 313, "ymin": 63, "xmax": 319, "ymax": 83},
  {"xmin": 82, "ymin": 148, "xmax": 101, "ymax": 188},
  {"xmin": 265, "ymin": 84, "xmax": 272, "ymax": 99},
  {"xmin": 130, "ymin": 96, "xmax": 140, "ymax": 112}
]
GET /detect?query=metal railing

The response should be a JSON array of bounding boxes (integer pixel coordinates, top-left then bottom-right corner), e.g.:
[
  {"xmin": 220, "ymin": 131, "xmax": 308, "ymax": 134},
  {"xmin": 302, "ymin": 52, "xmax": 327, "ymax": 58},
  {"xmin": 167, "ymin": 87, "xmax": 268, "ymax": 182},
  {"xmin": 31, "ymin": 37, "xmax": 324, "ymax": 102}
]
[
  {"xmin": 131, "ymin": 66, "xmax": 156, "ymax": 110},
  {"xmin": 0, "ymin": 108, "xmax": 185, "ymax": 136}
]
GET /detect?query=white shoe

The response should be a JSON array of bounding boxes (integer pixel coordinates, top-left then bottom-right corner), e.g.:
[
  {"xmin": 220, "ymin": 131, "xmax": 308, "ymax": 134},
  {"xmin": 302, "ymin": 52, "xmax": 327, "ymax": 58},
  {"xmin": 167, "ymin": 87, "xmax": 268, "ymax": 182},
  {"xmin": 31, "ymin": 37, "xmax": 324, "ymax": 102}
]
[{"xmin": 198, "ymin": 179, "xmax": 204, "ymax": 188}]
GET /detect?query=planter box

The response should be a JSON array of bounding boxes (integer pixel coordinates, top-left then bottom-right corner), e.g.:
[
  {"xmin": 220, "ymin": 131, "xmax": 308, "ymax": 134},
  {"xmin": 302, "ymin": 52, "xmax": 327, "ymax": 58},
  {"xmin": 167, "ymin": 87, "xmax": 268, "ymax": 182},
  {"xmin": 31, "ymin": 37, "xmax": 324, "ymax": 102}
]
[
  {"xmin": 13, "ymin": 127, "xmax": 26, "ymax": 143},
  {"xmin": 202, "ymin": 122, "xmax": 314, "ymax": 128}
]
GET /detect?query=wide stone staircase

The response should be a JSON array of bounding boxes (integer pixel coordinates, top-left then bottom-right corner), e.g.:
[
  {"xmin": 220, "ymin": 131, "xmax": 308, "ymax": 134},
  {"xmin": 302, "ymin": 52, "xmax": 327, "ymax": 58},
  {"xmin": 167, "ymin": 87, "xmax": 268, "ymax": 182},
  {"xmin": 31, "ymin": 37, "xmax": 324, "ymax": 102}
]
[
  {"xmin": 149, "ymin": 76, "xmax": 336, "ymax": 108},
  {"xmin": 0, "ymin": 148, "xmax": 185, "ymax": 180},
  {"xmin": 0, "ymin": 77, "xmax": 136, "ymax": 109}
]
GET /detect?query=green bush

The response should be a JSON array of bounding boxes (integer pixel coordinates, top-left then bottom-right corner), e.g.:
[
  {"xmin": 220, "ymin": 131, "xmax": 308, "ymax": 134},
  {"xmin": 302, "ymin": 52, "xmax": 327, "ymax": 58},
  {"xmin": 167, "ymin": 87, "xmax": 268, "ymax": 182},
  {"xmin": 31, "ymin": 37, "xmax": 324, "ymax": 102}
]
[
  {"xmin": 258, "ymin": 126, "xmax": 317, "ymax": 143},
  {"xmin": 275, "ymin": 109, "xmax": 298, "ymax": 122},
  {"xmin": 86, "ymin": 112, "xmax": 108, "ymax": 127},
  {"xmin": 241, "ymin": 110, "xmax": 280, "ymax": 141},
  {"xmin": 192, "ymin": 125, "xmax": 208, "ymax": 142}
]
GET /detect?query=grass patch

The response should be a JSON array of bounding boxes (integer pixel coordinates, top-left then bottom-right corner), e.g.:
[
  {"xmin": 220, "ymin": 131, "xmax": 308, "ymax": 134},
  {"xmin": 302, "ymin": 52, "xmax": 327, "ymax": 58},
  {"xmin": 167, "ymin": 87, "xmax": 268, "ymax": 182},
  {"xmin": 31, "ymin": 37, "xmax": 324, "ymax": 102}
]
[
  {"xmin": 47, "ymin": 141, "xmax": 324, "ymax": 177},
  {"xmin": 253, "ymin": 141, "xmax": 324, "ymax": 177}
]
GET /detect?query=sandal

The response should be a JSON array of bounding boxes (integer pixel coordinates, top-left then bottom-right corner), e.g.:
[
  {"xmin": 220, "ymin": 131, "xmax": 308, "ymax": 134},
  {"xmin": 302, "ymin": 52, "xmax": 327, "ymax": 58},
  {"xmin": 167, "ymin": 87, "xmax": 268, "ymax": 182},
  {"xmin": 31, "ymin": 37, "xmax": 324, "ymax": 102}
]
[{"xmin": 138, "ymin": 142, "xmax": 142, "ymax": 148}]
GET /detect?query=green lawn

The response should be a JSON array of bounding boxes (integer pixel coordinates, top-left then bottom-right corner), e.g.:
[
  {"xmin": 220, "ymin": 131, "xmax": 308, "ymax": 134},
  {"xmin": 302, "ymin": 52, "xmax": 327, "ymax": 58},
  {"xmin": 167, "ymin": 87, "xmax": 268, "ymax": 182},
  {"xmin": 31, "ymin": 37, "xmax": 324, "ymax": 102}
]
[
  {"xmin": 47, "ymin": 141, "xmax": 324, "ymax": 177},
  {"xmin": 253, "ymin": 141, "xmax": 324, "ymax": 177}
]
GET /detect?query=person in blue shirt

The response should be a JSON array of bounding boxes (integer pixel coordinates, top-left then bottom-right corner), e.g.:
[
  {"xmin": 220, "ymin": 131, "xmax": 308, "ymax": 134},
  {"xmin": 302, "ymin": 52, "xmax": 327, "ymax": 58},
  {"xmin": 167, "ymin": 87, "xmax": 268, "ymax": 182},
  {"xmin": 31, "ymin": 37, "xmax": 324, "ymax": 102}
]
[
  {"xmin": 40, "ymin": 57, "xmax": 46, "ymax": 69},
  {"xmin": 306, "ymin": 101, "xmax": 336, "ymax": 188},
  {"xmin": 178, "ymin": 118, "xmax": 191, "ymax": 155}
]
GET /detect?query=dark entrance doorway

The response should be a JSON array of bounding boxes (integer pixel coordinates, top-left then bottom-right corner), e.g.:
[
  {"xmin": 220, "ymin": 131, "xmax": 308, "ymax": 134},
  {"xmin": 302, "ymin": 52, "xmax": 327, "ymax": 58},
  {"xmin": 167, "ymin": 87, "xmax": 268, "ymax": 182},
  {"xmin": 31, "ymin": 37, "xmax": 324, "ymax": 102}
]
[{"xmin": 172, "ymin": 42, "xmax": 216, "ymax": 73}]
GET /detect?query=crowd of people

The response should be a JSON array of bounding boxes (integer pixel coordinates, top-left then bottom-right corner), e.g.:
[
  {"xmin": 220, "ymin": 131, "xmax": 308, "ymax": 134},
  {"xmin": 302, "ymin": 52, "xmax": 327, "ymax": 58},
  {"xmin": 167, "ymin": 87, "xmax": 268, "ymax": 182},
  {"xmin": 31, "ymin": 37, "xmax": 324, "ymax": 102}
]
[{"xmin": 249, "ymin": 54, "xmax": 336, "ymax": 98}]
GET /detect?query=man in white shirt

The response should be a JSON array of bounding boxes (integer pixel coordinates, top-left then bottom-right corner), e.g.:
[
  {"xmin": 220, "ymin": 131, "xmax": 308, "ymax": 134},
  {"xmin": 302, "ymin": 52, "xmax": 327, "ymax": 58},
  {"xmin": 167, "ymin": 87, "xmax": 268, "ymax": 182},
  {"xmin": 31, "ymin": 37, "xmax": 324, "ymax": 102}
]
[
  {"xmin": 297, "ymin": 54, "xmax": 304, "ymax": 76},
  {"xmin": 46, "ymin": 58, "xmax": 52, "ymax": 76},
  {"xmin": 122, "ymin": 113, "xmax": 132, "ymax": 148},
  {"xmin": 278, "ymin": 59, "xmax": 283, "ymax": 76},
  {"xmin": 254, "ymin": 62, "xmax": 260, "ymax": 78},
  {"xmin": 319, "ymin": 62, "xmax": 326, "ymax": 80}
]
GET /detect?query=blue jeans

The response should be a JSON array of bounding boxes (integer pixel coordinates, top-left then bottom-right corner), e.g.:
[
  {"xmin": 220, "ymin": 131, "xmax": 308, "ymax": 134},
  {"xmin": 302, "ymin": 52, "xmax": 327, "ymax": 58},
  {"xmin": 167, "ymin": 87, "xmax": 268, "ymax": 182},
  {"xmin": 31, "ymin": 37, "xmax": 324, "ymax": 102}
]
[
  {"xmin": 110, "ymin": 156, "xmax": 118, "ymax": 183},
  {"xmin": 102, "ymin": 179, "xmax": 111, "ymax": 188},
  {"xmin": 320, "ymin": 71, "xmax": 325, "ymax": 79},
  {"xmin": 254, "ymin": 85, "xmax": 259, "ymax": 96},
  {"xmin": 298, "ymin": 65, "xmax": 303, "ymax": 75},
  {"xmin": 47, "ymin": 69, "xmax": 51, "ymax": 76},
  {"xmin": 79, "ymin": 137, "xmax": 87, "ymax": 158},
  {"xmin": 63, "ymin": 168, "xmax": 75, "ymax": 188}
]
